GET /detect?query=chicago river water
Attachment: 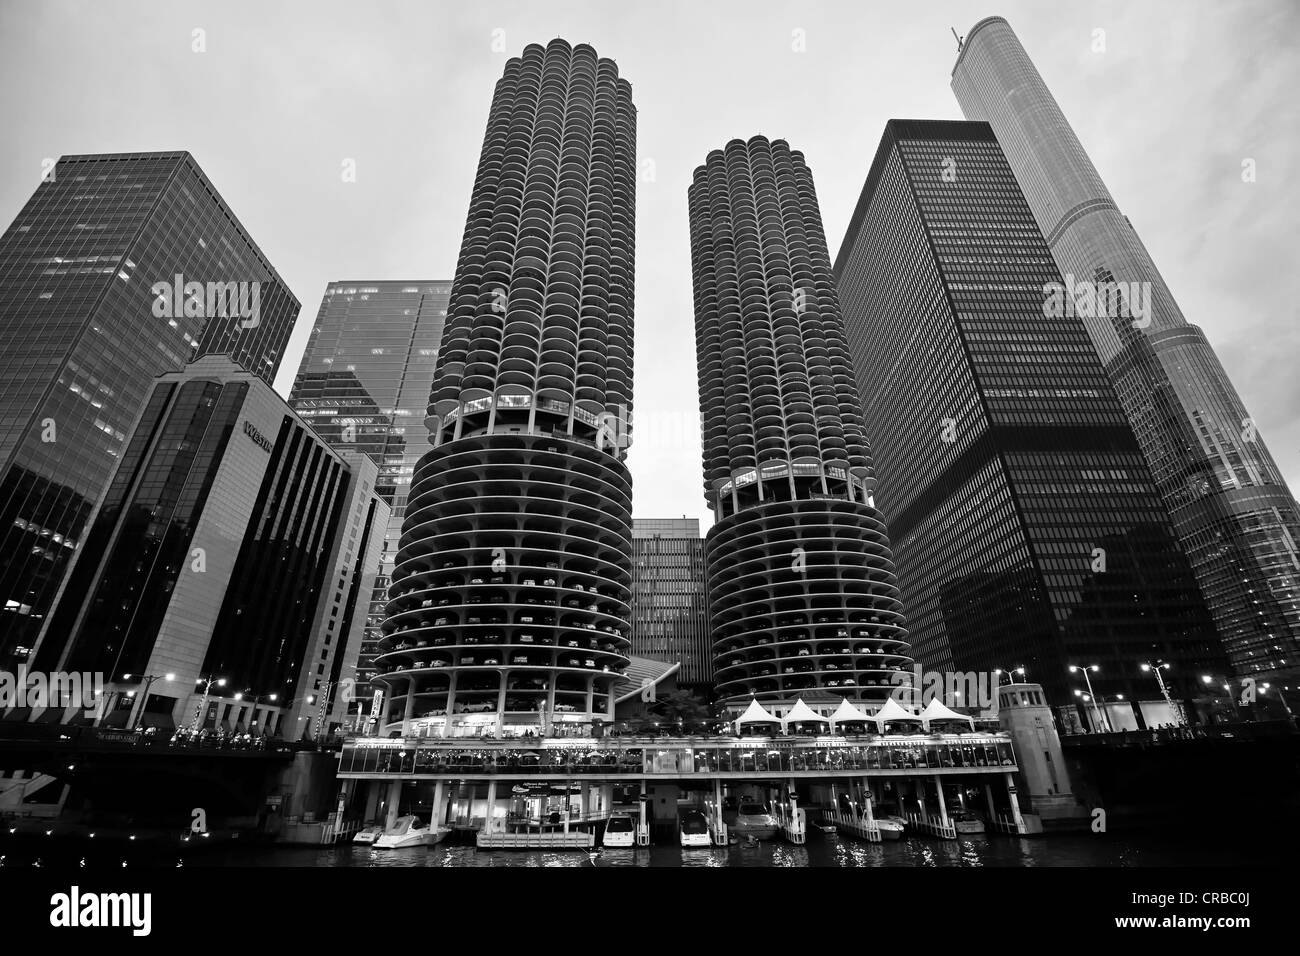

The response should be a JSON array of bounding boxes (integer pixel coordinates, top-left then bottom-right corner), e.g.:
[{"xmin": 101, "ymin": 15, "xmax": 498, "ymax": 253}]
[{"xmin": 177, "ymin": 830, "xmax": 1263, "ymax": 867}]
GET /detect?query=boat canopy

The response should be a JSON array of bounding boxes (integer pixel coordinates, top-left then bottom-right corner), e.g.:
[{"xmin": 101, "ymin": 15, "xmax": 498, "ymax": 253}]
[
  {"xmin": 734, "ymin": 697, "xmax": 782, "ymax": 729},
  {"xmin": 919, "ymin": 698, "xmax": 975, "ymax": 731},
  {"xmin": 783, "ymin": 698, "xmax": 830, "ymax": 726},
  {"xmin": 873, "ymin": 696, "xmax": 922, "ymax": 731},
  {"xmin": 827, "ymin": 698, "xmax": 872, "ymax": 727}
]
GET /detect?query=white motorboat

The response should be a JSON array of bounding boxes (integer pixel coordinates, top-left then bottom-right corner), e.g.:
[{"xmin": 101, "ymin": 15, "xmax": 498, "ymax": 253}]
[
  {"xmin": 953, "ymin": 810, "xmax": 986, "ymax": 834},
  {"xmin": 729, "ymin": 802, "xmax": 779, "ymax": 841},
  {"xmin": 602, "ymin": 813, "xmax": 636, "ymax": 848},
  {"xmin": 679, "ymin": 809, "xmax": 713, "ymax": 848},
  {"xmin": 876, "ymin": 815, "xmax": 907, "ymax": 840},
  {"xmin": 373, "ymin": 815, "xmax": 450, "ymax": 849},
  {"xmin": 353, "ymin": 825, "xmax": 382, "ymax": 845}
]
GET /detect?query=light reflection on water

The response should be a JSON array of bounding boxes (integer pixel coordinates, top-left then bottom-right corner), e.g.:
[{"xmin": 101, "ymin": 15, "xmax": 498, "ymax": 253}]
[
  {"xmin": 3, "ymin": 830, "xmax": 1268, "ymax": 868},
  {"xmin": 179, "ymin": 830, "xmax": 1260, "ymax": 867}
]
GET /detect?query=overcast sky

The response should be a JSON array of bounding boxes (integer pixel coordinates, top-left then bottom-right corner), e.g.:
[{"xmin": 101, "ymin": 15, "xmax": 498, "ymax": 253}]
[{"xmin": 1, "ymin": 0, "xmax": 1296, "ymax": 533}]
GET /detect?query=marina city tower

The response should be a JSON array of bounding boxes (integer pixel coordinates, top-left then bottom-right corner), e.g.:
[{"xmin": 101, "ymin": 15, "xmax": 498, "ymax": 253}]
[
  {"xmin": 689, "ymin": 135, "xmax": 914, "ymax": 711},
  {"xmin": 376, "ymin": 39, "xmax": 637, "ymax": 736}
]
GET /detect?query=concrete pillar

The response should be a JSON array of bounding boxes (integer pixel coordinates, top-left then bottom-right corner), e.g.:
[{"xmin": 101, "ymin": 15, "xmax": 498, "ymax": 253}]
[
  {"xmin": 862, "ymin": 777, "xmax": 875, "ymax": 829},
  {"xmin": 917, "ymin": 779, "xmax": 929, "ymax": 824},
  {"xmin": 934, "ymin": 775, "xmax": 949, "ymax": 828},
  {"xmin": 486, "ymin": 781, "xmax": 498, "ymax": 832},
  {"xmin": 496, "ymin": 672, "xmax": 508, "ymax": 737},
  {"xmin": 444, "ymin": 673, "xmax": 458, "ymax": 738},
  {"xmin": 984, "ymin": 782, "xmax": 996, "ymax": 821},
  {"xmin": 433, "ymin": 780, "xmax": 446, "ymax": 827},
  {"xmin": 585, "ymin": 676, "xmax": 595, "ymax": 719},
  {"xmin": 363, "ymin": 781, "xmax": 381, "ymax": 823},
  {"xmin": 580, "ymin": 782, "xmax": 591, "ymax": 821},
  {"xmin": 1004, "ymin": 772, "xmax": 1025, "ymax": 829},
  {"xmin": 402, "ymin": 678, "xmax": 417, "ymax": 734},
  {"xmin": 384, "ymin": 780, "xmax": 402, "ymax": 830},
  {"xmin": 563, "ymin": 780, "xmax": 571, "ymax": 834}
]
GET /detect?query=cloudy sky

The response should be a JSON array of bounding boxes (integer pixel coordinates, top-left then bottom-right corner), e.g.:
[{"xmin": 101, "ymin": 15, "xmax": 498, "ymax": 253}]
[{"xmin": 0, "ymin": 0, "xmax": 1295, "ymax": 532}]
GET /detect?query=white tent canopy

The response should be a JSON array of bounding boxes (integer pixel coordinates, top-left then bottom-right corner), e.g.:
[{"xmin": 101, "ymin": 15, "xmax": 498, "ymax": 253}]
[
  {"xmin": 733, "ymin": 697, "xmax": 782, "ymax": 729},
  {"xmin": 828, "ymin": 698, "xmax": 872, "ymax": 727},
  {"xmin": 873, "ymin": 696, "xmax": 922, "ymax": 732},
  {"xmin": 918, "ymin": 698, "xmax": 975, "ymax": 731},
  {"xmin": 783, "ymin": 698, "xmax": 830, "ymax": 727}
]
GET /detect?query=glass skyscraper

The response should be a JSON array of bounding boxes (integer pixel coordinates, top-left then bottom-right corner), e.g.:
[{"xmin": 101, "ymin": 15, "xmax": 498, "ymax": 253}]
[
  {"xmin": 834, "ymin": 120, "xmax": 1227, "ymax": 719},
  {"xmin": 631, "ymin": 518, "xmax": 711, "ymax": 689},
  {"xmin": 0, "ymin": 152, "xmax": 299, "ymax": 662},
  {"xmin": 375, "ymin": 38, "xmax": 637, "ymax": 736},
  {"xmin": 689, "ymin": 134, "xmax": 913, "ymax": 711},
  {"xmin": 287, "ymin": 280, "xmax": 450, "ymax": 692},
  {"xmin": 952, "ymin": 16, "xmax": 1300, "ymax": 685},
  {"xmin": 29, "ymin": 356, "xmax": 385, "ymax": 737}
]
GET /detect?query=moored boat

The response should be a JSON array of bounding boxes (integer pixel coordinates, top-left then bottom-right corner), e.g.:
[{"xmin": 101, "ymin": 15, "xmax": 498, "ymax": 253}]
[{"xmin": 374, "ymin": 815, "xmax": 450, "ymax": 849}]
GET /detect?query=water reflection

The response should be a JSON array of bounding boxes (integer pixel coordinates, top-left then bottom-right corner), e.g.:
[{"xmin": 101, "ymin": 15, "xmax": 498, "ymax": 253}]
[{"xmin": 0, "ymin": 830, "xmax": 1270, "ymax": 868}]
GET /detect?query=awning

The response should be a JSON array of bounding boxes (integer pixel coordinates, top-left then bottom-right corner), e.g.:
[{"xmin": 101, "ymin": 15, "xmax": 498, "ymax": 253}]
[
  {"xmin": 733, "ymin": 697, "xmax": 781, "ymax": 729},
  {"xmin": 919, "ymin": 698, "xmax": 975, "ymax": 732},
  {"xmin": 783, "ymin": 698, "xmax": 830, "ymax": 727},
  {"xmin": 828, "ymin": 698, "xmax": 872, "ymax": 727},
  {"xmin": 873, "ymin": 696, "xmax": 922, "ymax": 731}
]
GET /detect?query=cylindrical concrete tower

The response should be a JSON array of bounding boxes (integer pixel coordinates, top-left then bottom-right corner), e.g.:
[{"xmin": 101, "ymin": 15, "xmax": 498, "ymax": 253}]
[
  {"xmin": 689, "ymin": 135, "xmax": 913, "ymax": 708},
  {"xmin": 378, "ymin": 38, "xmax": 637, "ymax": 735}
]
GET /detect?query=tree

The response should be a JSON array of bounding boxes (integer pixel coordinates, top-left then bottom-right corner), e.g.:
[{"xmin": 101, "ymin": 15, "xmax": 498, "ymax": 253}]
[{"xmin": 650, "ymin": 690, "xmax": 711, "ymax": 728}]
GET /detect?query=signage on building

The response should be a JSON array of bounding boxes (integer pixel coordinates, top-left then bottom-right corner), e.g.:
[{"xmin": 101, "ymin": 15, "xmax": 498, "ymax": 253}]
[
  {"xmin": 369, "ymin": 690, "xmax": 384, "ymax": 721},
  {"xmin": 243, "ymin": 420, "xmax": 274, "ymax": 453}
]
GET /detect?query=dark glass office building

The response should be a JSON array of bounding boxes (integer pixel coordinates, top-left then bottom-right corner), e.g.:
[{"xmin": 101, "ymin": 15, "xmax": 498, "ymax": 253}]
[
  {"xmin": 833, "ymin": 120, "xmax": 1227, "ymax": 722},
  {"xmin": 288, "ymin": 281, "xmax": 451, "ymax": 693},
  {"xmin": 30, "ymin": 356, "xmax": 385, "ymax": 736},
  {"xmin": 0, "ymin": 153, "xmax": 299, "ymax": 662},
  {"xmin": 631, "ymin": 518, "xmax": 711, "ymax": 689},
  {"xmin": 376, "ymin": 38, "xmax": 637, "ymax": 736},
  {"xmin": 953, "ymin": 17, "xmax": 1300, "ymax": 686},
  {"xmin": 689, "ymin": 135, "xmax": 913, "ymax": 711}
]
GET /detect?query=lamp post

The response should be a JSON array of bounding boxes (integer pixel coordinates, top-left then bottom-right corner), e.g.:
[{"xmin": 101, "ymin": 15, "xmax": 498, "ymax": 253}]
[
  {"xmin": 190, "ymin": 676, "xmax": 227, "ymax": 733},
  {"xmin": 1068, "ymin": 665, "xmax": 1111, "ymax": 732},
  {"xmin": 1140, "ymin": 661, "xmax": 1183, "ymax": 726},
  {"xmin": 121, "ymin": 672, "xmax": 175, "ymax": 731}
]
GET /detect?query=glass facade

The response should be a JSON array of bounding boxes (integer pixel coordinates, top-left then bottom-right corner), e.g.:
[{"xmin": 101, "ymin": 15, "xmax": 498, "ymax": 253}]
[
  {"xmin": 0, "ymin": 152, "xmax": 298, "ymax": 662},
  {"xmin": 688, "ymin": 135, "xmax": 913, "ymax": 707},
  {"xmin": 952, "ymin": 17, "xmax": 1300, "ymax": 683},
  {"xmin": 631, "ymin": 518, "xmax": 711, "ymax": 687},
  {"xmin": 287, "ymin": 281, "xmax": 451, "ymax": 692},
  {"xmin": 38, "ymin": 378, "xmax": 246, "ymax": 677},
  {"xmin": 32, "ymin": 357, "xmax": 377, "ymax": 731},
  {"xmin": 834, "ymin": 120, "xmax": 1227, "ymax": 709},
  {"xmin": 202, "ymin": 415, "xmax": 350, "ymax": 700}
]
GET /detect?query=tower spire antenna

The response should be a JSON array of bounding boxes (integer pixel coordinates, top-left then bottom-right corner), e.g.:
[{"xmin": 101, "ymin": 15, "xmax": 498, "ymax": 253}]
[{"xmin": 951, "ymin": 27, "xmax": 963, "ymax": 51}]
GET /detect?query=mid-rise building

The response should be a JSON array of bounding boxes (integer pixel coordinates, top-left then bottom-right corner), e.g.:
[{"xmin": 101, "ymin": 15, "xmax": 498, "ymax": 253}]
[
  {"xmin": 952, "ymin": 17, "xmax": 1300, "ymax": 684},
  {"xmin": 288, "ymin": 281, "xmax": 450, "ymax": 694},
  {"xmin": 631, "ymin": 518, "xmax": 710, "ymax": 689},
  {"xmin": 688, "ymin": 134, "xmax": 913, "ymax": 713},
  {"xmin": 833, "ymin": 119, "xmax": 1227, "ymax": 724},
  {"xmin": 0, "ymin": 152, "xmax": 299, "ymax": 663},
  {"xmin": 25, "ymin": 356, "xmax": 386, "ymax": 737},
  {"xmin": 375, "ymin": 38, "xmax": 637, "ymax": 737}
]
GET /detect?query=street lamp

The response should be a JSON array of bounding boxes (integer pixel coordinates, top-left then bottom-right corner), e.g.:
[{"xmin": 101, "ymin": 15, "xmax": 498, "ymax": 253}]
[
  {"xmin": 190, "ymin": 676, "xmax": 227, "ymax": 733},
  {"xmin": 121, "ymin": 672, "xmax": 175, "ymax": 731},
  {"xmin": 993, "ymin": 666, "xmax": 1026, "ymax": 686},
  {"xmin": 1140, "ymin": 660, "xmax": 1184, "ymax": 727},
  {"xmin": 1068, "ymin": 664, "xmax": 1112, "ymax": 732},
  {"xmin": 1200, "ymin": 674, "xmax": 1242, "ymax": 721}
]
